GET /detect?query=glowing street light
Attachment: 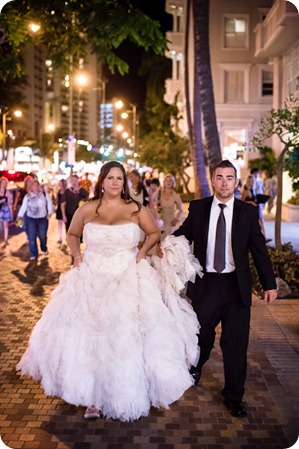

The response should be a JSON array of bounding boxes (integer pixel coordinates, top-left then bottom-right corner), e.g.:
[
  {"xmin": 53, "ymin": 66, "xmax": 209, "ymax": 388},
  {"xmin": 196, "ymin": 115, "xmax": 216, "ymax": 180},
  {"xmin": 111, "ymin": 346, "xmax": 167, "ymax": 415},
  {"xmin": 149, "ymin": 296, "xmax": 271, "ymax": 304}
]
[
  {"xmin": 1, "ymin": 109, "xmax": 22, "ymax": 162},
  {"xmin": 29, "ymin": 22, "xmax": 41, "ymax": 33}
]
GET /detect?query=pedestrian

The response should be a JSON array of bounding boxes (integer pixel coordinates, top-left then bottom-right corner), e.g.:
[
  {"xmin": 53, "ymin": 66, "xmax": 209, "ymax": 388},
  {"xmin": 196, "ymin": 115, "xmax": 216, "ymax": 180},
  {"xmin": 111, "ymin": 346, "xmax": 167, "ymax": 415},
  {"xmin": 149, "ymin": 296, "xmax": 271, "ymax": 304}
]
[
  {"xmin": 148, "ymin": 178, "xmax": 162, "ymax": 226},
  {"xmin": 234, "ymin": 179, "xmax": 242, "ymax": 200},
  {"xmin": 241, "ymin": 175, "xmax": 257, "ymax": 206},
  {"xmin": 128, "ymin": 169, "xmax": 150, "ymax": 248},
  {"xmin": 79, "ymin": 172, "xmax": 93, "ymax": 198},
  {"xmin": 153, "ymin": 174, "xmax": 183, "ymax": 237},
  {"xmin": 173, "ymin": 159, "xmax": 277, "ymax": 418},
  {"xmin": 128, "ymin": 169, "xmax": 150, "ymax": 206},
  {"xmin": 16, "ymin": 161, "xmax": 200, "ymax": 422},
  {"xmin": 54, "ymin": 178, "xmax": 67, "ymax": 245},
  {"xmin": 60, "ymin": 174, "xmax": 89, "ymax": 232},
  {"xmin": 13, "ymin": 175, "xmax": 34, "ymax": 240},
  {"xmin": 0, "ymin": 176, "xmax": 14, "ymax": 245},
  {"xmin": 250, "ymin": 168, "xmax": 268, "ymax": 239},
  {"xmin": 17, "ymin": 180, "xmax": 54, "ymax": 260},
  {"xmin": 264, "ymin": 173, "xmax": 277, "ymax": 214}
]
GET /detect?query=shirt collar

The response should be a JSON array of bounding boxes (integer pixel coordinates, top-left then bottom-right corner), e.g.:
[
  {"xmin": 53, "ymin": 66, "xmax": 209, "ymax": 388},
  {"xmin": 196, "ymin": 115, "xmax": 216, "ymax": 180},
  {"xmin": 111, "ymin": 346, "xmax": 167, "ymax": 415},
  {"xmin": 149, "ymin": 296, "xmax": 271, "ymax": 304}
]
[{"xmin": 212, "ymin": 195, "xmax": 235, "ymax": 210}]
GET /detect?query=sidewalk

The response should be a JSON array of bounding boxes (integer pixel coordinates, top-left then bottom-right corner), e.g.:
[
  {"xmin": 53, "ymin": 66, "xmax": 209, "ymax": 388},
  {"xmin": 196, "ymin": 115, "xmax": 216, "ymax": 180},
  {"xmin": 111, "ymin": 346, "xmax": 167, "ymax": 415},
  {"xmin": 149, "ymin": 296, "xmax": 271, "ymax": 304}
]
[{"xmin": 0, "ymin": 218, "xmax": 298, "ymax": 449}]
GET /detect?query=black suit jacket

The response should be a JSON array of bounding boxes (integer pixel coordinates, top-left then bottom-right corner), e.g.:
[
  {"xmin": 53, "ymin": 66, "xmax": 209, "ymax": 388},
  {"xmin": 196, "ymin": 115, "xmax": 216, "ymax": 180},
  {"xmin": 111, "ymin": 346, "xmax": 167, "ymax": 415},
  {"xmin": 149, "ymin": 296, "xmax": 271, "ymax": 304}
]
[{"xmin": 173, "ymin": 196, "xmax": 276, "ymax": 307}]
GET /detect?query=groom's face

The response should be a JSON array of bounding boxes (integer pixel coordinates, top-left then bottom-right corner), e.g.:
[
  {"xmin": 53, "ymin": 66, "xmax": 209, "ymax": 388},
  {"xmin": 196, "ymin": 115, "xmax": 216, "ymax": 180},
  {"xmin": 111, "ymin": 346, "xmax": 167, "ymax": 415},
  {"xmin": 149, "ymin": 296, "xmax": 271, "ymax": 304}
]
[{"xmin": 212, "ymin": 167, "xmax": 239, "ymax": 202}]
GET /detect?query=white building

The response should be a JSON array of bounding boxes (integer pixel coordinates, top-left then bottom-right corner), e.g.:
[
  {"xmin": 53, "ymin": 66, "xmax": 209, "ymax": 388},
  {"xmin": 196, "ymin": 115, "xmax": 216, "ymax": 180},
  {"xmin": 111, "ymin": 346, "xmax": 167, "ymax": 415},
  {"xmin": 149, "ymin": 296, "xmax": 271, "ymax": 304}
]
[{"xmin": 165, "ymin": 0, "xmax": 299, "ymax": 183}]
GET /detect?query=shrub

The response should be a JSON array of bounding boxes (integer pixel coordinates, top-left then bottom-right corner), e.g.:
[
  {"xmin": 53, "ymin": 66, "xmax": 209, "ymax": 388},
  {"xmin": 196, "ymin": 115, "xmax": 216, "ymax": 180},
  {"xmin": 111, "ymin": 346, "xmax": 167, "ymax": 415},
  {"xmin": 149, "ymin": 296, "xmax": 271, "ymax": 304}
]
[
  {"xmin": 250, "ymin": 243, "xmax": 299, "ymax": 298},
  {"xmin": 287, "ymin": 193, "xmax": 299, "ymax": 205}
]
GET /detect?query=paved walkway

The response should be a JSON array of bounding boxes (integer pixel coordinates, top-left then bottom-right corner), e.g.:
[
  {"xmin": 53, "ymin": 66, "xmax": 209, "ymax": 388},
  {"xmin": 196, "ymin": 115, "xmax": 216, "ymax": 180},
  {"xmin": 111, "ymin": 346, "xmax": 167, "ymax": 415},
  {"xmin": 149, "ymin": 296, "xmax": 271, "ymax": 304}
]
[{"xmin": 0, "ymin": 219, "xmax": 298, "ymax": 449}]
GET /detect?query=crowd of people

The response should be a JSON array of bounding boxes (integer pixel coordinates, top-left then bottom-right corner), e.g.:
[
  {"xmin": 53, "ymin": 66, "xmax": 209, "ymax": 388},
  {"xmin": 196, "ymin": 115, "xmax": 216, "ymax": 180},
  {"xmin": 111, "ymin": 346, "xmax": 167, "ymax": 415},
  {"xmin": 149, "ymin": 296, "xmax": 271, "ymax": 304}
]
[
  {"xmin": 14, "ymin": 160, "xmax": 277, "ymax": 423},
  {"xmin": 1, "ymin": 168, "xmax": 187, "ymax": 257}
]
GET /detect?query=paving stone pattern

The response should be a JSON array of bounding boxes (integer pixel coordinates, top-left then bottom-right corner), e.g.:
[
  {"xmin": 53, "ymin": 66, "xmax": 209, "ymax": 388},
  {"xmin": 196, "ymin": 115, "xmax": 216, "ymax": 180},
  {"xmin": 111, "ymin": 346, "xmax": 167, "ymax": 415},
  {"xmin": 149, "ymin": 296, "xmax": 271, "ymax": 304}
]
[{"xmin": 0, "ymin": 219, "xmax": 298, "ymax": 449}]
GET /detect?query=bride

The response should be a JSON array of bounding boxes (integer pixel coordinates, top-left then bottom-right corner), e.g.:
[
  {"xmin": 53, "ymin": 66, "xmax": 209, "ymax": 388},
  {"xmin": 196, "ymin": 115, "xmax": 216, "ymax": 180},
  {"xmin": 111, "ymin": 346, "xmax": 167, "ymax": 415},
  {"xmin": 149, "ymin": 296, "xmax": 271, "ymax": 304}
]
[{"xmin": 17, "ymin": 161, "xmax": 201, "ymax": 421}]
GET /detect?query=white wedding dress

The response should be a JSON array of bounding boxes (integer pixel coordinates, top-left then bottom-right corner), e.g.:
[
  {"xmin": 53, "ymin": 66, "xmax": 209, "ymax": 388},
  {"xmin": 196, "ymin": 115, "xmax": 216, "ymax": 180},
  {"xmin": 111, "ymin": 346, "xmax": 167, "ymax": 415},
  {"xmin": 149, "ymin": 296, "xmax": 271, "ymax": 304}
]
[{"xmin": 17, "ymin": 222, "xmax": 202, "ymax": 421}]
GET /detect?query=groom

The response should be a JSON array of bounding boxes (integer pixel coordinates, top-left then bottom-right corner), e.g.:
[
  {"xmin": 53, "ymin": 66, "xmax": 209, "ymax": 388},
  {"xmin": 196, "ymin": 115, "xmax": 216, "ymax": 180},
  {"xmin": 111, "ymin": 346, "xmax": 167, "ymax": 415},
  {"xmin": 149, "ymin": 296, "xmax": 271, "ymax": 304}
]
[{"xmin": 173, "ymin": 160, "xmax": 277, "ymax": 417}]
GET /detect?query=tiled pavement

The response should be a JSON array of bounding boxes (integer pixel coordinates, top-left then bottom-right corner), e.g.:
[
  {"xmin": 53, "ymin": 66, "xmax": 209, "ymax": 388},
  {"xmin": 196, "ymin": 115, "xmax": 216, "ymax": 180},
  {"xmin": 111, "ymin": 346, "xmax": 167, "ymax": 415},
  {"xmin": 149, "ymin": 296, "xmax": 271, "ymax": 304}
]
[{"xmin": 0, "ymin": 218, "xmax": 298, "ymax": 449}]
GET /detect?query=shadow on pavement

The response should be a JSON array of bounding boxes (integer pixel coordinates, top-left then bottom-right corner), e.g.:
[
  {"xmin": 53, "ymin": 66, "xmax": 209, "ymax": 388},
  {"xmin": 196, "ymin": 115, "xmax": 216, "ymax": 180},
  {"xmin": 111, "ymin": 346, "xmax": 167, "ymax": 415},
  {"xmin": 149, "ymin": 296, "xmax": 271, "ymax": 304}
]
[{"xmin": 11, "ymin": 258, "xmax": 61, "ymax": 296}]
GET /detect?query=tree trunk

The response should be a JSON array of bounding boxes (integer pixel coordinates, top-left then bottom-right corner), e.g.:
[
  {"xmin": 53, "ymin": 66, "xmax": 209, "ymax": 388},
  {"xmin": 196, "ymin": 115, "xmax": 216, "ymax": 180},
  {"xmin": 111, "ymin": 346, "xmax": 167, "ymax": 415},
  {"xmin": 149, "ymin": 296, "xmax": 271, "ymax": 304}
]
[
  {"xmin": 185, "ymin": 0, "xmax": 200, "ymax": 197},
  {"xmin": 275, "ymin": 147, "xmax": 288, "ymax": 250},
  {"xmin": 193, "ymin": 0, "xmax": 210, "ymax": 198},
  {"xmin": 193, "ymin": 0, "xmax": 222, "ymax": 173}
]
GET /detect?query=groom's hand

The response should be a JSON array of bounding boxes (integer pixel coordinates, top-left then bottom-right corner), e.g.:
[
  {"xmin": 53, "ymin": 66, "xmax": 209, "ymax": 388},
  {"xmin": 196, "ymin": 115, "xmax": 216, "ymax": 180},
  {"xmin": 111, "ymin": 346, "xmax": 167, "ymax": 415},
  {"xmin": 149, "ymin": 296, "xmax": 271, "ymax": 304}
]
[{"xmin": 263, "ymin": 289, "xmax": 277, "ymax": 304}]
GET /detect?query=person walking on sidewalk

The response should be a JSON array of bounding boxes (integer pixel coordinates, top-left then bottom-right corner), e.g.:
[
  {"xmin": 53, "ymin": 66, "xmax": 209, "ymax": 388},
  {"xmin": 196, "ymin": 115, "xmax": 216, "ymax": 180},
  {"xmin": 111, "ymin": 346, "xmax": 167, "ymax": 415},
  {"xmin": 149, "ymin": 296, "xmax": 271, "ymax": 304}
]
[
  {"xmin": 0, "ymin": 176, "xmax": 14, "ymax": 245},
  {"xmin": 54, "ymin": 178, "xmax": 67, "ymax": 245},
  {"xmin": 13, "ymin": 175, "xmax": 34, "ymax": 240},
  {"xmin": 61, "ymin": 174, "xmax": 89, "ymax": 232},
  {"xmin": 173, "ymin": 160, "xmax": 277, "ymax": 418},
  {"xmin": 17, "ymin": 180, "xmax": 54, "ymax": 260}
]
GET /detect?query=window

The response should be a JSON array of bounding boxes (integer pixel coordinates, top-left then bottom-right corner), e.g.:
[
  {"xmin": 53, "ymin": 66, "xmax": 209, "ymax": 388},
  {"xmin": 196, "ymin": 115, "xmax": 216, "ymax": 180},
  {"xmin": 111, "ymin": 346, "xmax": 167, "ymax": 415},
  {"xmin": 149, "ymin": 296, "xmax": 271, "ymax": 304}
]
[
  {"xmin": 224, "ymin": 15, "xmax": 248, "ymax": 49},
  {"xmin": 286, "ymin": 45, "xmax": 299, "ymax": 96},
  {"xmin": 224, "ymin": 71, "xmax": 244, "ymax": 103},
  {"xmin": 262, "ymin": 70, "xmax": 273, "ymax": 96}
]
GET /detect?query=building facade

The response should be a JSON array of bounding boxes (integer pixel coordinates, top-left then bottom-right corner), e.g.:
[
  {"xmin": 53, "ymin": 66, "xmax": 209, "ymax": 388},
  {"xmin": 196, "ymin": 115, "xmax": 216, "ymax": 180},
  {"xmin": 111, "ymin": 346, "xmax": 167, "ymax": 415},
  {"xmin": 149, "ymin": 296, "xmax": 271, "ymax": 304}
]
[
  {"xmin": 11, "ymin": 47, "xmax": 104, "ymax": 170},
  {"xmin": 165, "ymin": 0, "xmax": 299, "ymax": 185}
]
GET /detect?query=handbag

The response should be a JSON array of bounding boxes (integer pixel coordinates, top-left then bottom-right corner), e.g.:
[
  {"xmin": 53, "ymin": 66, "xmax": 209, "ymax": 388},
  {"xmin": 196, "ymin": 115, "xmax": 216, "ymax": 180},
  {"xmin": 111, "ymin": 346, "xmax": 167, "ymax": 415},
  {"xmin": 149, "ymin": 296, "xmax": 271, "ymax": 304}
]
[{"xmin": 256, "ymin": 194, "xmax": 270, "ymax": 204}]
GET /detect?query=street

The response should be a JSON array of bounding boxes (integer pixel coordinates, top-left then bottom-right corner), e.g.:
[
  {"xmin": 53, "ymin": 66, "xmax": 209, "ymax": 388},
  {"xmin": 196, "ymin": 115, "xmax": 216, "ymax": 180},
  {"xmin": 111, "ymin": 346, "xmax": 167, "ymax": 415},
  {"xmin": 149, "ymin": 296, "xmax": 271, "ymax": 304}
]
[{"xmin": 0, "ymin": 217, "xmax": 298, "ymax": 449}]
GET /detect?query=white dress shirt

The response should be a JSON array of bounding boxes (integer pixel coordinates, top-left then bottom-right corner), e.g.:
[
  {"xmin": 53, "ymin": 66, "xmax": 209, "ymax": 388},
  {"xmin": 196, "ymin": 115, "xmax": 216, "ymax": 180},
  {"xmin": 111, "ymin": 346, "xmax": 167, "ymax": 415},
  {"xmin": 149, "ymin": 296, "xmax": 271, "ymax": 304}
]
[{"xmin": 206, "ymin": 196, "xmax": 235, "ymax": 273}]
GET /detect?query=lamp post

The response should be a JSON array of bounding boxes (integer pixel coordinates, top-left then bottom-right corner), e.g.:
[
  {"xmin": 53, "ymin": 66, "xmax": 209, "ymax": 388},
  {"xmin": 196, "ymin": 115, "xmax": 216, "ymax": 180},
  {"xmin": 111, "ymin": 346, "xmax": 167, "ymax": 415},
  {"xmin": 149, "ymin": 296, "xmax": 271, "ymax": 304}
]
[
  {"xmin": 1, "ymin": 109, "xmax": 22, "ymax": 163},
  {"xmin": 116, "ymin": 100, "xmax": 137, "ymax": 152},
  {"xmin": 67, "ymin": 70, "xmax": 89, "ymax": 169}
]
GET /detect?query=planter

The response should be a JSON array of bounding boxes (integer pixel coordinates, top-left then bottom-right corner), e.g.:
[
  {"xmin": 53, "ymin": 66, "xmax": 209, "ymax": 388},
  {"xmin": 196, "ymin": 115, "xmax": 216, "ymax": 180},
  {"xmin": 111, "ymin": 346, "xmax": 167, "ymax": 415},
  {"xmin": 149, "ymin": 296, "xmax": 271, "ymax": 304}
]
[{"xmin": 282, "ymin": 203, "xmax": 299, "ymax": 222}]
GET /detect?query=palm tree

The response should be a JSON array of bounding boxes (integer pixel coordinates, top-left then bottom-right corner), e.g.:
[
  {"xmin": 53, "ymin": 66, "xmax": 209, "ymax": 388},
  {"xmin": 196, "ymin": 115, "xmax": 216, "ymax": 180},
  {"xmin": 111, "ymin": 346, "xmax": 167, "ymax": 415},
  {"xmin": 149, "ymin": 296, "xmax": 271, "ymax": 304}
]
[
  {"xmin": 184, "ymin": 0, "xmax": 223, "ymax": 199},
  {"xmin": 193, "ymin": 0, "xmax": 222, "ymax": 172}
]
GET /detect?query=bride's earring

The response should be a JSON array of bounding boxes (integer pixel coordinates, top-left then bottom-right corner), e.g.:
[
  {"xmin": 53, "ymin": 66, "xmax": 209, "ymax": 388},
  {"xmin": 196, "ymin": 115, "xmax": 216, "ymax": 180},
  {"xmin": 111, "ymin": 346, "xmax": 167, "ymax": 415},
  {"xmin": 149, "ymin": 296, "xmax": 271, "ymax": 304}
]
[{"xmin": 102, "ymin": 187, "xmax": 104, "ymax": 193}]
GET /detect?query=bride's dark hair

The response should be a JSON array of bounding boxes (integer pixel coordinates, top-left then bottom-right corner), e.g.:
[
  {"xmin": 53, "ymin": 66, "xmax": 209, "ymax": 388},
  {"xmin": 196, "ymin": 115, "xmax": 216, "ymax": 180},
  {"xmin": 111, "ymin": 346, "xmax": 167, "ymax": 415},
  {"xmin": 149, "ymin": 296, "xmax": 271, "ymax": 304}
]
[{"xmin": 92, "ymin": 161, "xmax": 141, "ymax": 215}]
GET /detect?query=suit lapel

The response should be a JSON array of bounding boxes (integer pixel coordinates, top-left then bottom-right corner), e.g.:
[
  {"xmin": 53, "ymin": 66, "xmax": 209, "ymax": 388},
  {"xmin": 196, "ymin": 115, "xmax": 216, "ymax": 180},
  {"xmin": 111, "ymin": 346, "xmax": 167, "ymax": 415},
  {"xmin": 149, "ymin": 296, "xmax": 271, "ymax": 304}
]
[{"xmin": 232, "ymin": 199, "xmax": 241, "ymax": 257}]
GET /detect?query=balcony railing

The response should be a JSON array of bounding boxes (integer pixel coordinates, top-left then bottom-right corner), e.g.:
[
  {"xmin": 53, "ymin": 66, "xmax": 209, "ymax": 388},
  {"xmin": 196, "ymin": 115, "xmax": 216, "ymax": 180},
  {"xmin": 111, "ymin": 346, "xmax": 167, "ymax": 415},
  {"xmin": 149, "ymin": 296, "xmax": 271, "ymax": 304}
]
[{"xmin": 254, "ymin": 0, "xmax": 298, "ymax": 58}]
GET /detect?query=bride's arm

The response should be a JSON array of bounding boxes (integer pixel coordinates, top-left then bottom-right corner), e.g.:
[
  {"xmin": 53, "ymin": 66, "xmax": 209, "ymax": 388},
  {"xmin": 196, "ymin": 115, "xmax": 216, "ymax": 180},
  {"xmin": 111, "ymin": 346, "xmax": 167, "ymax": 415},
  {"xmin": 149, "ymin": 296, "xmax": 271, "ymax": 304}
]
[
  {"xmin": 137, "ymin": 206, "xmax": 160, "ymax": 262},
  {"xmin": 66, "ymin": 206, "xmax": 85, "ymax": 266}
]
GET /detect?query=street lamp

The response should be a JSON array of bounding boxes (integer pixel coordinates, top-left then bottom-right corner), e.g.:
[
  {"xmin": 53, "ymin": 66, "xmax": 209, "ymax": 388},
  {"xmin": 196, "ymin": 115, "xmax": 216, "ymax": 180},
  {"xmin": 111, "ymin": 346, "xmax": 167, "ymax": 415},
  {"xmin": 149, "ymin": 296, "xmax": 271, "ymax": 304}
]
[
  {"xmin": 115, "ymin": 100, "xmax": 137, "ymax": 152},
  {"xmin": 1, "ymin": 109, "xmax": 22, "ymax": 163},
  {"xmin": 67, "ymin": 71, "xmax": 89, "ymax": 168}
]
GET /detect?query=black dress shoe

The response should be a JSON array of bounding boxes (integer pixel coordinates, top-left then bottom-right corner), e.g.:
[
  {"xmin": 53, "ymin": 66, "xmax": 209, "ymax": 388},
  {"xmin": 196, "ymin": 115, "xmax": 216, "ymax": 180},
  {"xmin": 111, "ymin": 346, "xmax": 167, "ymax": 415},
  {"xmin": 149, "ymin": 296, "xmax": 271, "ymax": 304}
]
[
  {"xmin": 224, "ymin": 399, "xmax": 247, "ymax": 417},
  {"xmin": 190, "ymin": 366, "xmax": 202, "ymax": 385}
]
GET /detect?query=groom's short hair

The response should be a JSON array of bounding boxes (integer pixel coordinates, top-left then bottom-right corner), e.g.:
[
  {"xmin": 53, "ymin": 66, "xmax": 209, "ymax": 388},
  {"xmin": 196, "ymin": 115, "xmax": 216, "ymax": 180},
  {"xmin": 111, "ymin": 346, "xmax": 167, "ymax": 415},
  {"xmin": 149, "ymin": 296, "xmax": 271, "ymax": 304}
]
[{"xmin": 213, "ymin": 160, "xmax": 237, "ymax": 178}]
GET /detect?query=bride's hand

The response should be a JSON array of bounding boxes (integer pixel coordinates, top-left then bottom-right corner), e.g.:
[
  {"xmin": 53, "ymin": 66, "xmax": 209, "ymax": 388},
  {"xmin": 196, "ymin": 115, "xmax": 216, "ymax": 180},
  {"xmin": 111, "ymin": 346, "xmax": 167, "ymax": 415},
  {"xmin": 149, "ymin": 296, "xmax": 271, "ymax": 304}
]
[
  {"xmin": 136, "ymin": 250, "xmax": 146, "ymax": 263},
  {"xmin": 72, "ymin": 256, "xmax": 82, "ymax": 267}
]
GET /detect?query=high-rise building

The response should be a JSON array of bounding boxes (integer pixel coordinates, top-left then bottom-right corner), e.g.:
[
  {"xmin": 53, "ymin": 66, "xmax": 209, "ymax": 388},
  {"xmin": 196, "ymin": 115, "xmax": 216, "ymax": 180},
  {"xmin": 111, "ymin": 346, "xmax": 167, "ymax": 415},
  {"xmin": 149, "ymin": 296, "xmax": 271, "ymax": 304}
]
[{"xmin": 13, "ymin": 46, "xmax": 104, "ymax": 168}]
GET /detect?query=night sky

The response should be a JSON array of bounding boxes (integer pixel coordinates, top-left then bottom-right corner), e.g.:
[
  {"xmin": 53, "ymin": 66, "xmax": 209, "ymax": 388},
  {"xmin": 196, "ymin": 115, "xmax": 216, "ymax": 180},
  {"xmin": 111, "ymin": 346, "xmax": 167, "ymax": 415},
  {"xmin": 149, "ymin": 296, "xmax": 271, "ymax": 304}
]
[{"xmin": 104, "ymin": 1, "xmax": 172, "ymax": 110}]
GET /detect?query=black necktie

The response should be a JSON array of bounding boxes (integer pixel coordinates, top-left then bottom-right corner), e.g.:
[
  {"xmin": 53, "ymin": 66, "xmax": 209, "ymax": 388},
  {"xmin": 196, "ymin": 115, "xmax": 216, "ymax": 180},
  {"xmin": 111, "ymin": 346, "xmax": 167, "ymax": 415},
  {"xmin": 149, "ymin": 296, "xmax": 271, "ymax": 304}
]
[{"xmin": 214, "ymin": 204, "xmax": 226, "ymax": 273}]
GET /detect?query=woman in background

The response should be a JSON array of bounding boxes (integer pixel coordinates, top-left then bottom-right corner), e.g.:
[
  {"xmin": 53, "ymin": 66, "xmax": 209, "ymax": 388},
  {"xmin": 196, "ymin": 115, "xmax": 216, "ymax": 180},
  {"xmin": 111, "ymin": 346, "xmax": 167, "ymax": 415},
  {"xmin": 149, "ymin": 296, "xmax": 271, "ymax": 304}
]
[
  {"xmin": 55, "ymin": 179, "xmax": 67, "ymax": 245},
  {"xmin": 0, "ymin": 176, "xmax": 13, "ymax": 245},
  {"xmin": 153, "ymin": 174, "xmax": 183, "ymax": 237},
  {"xmin": 128, "ymin": 169, "xmax": 150, "ymax": 247}
]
